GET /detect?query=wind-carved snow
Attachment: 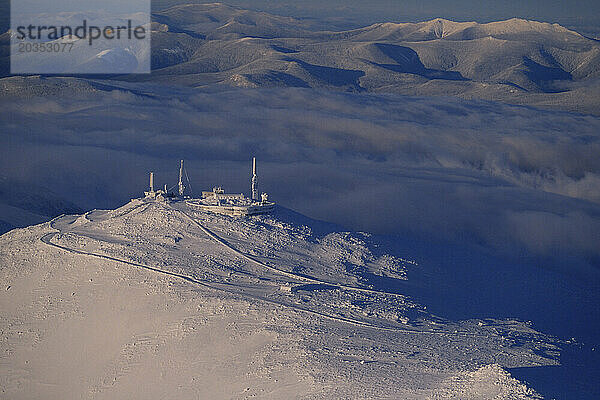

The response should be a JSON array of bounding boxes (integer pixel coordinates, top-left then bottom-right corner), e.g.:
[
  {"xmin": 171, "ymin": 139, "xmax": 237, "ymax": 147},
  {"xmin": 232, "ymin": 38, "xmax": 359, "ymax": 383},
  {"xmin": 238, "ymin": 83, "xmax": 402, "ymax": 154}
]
[{"xmin": 0, "ymin": 199, "xmax": 561, "ymax": 398}]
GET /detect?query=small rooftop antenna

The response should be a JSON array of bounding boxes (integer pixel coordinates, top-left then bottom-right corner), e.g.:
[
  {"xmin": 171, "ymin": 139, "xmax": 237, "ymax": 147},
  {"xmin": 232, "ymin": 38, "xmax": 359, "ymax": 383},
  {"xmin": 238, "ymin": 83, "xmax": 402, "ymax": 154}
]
[
  {"xmin": 178, "ymin": 160, "xmax": 185, "ymax": 197},
  {"xmin": 251, "ymin": 157, "xmax": 258, "ymax": 201}
]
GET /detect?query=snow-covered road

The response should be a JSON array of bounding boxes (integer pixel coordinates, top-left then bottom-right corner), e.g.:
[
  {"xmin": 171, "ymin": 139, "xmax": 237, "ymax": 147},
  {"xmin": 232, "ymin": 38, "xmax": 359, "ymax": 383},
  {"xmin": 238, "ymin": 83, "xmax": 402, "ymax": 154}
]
[{"xmin": 41, "ymin": 205, "xmax": 415, "ymax": 332}]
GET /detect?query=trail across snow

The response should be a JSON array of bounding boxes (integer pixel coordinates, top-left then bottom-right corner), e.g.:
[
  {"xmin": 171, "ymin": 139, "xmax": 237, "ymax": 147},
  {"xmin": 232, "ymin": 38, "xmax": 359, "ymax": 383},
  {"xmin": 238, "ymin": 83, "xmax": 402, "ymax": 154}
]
[
  {"xmin": 41, "ymin": 217, "xmax": 391, "ymax": 331},
  {"xmin": 41, "ymin": 203, "xmax": 479, "ymax": 335}
]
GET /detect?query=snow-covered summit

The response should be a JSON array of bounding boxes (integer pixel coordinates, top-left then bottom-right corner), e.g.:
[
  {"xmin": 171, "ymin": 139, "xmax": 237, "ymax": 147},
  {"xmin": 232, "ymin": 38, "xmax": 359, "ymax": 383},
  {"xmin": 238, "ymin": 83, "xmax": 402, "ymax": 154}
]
[{"xmin": 0, "ymin": 199, "xmax": 561, "ymax": 398}]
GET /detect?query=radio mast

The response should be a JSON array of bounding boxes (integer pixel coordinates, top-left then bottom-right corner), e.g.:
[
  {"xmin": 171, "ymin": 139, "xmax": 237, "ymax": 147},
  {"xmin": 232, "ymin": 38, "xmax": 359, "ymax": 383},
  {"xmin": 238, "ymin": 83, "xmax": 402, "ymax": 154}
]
[
  {"xmin": 178, "ymin": 160, "xmax": 185, "ymax": 197},
  {"xmin": 251, "ymin": 157, "xmax": 258, "ymax": 201}
]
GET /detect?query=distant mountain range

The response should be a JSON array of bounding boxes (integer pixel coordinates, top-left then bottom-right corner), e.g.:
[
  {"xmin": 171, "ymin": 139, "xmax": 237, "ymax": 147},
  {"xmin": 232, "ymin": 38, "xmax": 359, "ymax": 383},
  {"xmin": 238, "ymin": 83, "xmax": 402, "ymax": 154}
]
[
  {"xmin": 2, "ymin": 3, "xmax": 599, "ymax": 113},
  {"xmin": 144, "ymin": 3, "xmax": 600, "ymax": 113}
]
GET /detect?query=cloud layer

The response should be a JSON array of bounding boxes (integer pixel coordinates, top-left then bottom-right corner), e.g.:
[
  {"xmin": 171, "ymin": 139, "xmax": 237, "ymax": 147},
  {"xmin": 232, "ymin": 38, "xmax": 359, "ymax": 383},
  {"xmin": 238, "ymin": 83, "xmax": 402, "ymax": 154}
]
[{"xmin": 1, "ymin": 77, "xmax": 599, "ymax": 272}]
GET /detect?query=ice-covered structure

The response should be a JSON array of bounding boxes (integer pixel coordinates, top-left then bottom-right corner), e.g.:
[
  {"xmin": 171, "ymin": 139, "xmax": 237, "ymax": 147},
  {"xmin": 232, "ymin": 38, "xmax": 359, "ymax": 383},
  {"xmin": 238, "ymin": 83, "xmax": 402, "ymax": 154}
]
[
  {"xmin": 143, "ymin": 158, "xmax": 274, "ymax": 216},
  {"xmin": 186, "ymin": 157, "xmax": 275, "ymax": 216},
  {"xmin": 143, "ymin": 172, "xmax": 169, "ymax": 201}
]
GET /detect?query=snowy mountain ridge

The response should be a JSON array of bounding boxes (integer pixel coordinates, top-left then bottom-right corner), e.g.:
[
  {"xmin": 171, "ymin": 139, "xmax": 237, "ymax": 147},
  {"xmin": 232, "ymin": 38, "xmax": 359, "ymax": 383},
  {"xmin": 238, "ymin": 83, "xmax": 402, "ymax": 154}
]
[{"xmin": 323, "ymin": 17, "xmax": 585, "ymax": 42}]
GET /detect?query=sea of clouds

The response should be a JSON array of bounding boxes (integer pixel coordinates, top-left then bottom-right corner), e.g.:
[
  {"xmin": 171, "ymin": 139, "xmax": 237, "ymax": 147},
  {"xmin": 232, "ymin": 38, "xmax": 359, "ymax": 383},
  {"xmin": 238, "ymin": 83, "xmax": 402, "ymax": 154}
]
[{"xmin": 1, "ymin": 78, "xmax": 599, "ymax": 272}]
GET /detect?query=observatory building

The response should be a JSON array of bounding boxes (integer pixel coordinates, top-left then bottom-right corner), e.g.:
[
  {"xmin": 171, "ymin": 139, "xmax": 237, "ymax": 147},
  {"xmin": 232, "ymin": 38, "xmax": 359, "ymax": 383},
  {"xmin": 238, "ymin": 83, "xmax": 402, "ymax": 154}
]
[
  {"xmin": 187, "ymin": 157, "xmax": 274, "ymax": 216},
  {"xmin": 143, "ymin": 158, "xmax": 274, "ymax": 216}
]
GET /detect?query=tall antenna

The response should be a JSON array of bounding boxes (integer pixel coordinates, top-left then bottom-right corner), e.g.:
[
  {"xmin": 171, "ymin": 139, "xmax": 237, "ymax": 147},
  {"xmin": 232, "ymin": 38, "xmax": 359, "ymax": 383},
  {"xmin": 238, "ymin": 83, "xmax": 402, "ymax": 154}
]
[
  {"xmin": 251, "ymin": 157, "xmax": 258, "ymax": 201},
  {"xmin": 178, "ymin": 160, "xmax": 185, "ymax": 197}
]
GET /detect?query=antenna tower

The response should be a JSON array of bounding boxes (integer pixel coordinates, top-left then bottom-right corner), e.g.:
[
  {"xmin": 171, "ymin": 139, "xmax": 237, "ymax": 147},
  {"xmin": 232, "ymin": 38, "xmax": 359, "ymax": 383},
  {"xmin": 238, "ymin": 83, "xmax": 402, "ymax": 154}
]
[
  {"xmin": 251, "ymin": 157, "xmax": 258, "ymax": 201},
  {"xmin": 178, "ymin": 160, "xmax": 185, "ymax": 197}
]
